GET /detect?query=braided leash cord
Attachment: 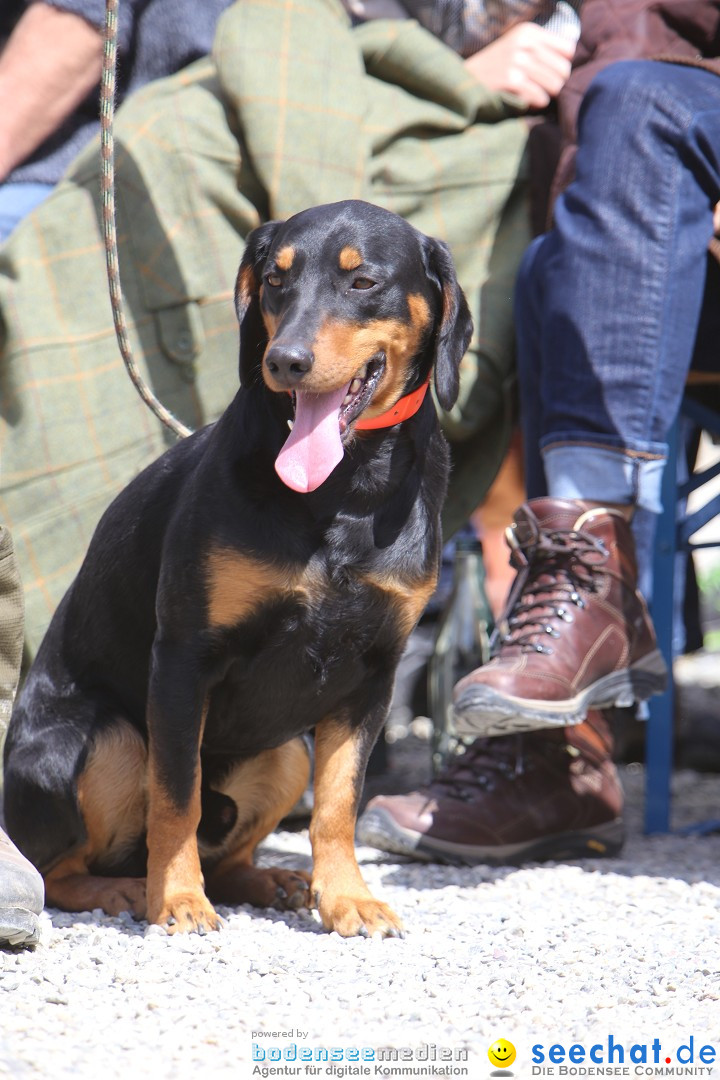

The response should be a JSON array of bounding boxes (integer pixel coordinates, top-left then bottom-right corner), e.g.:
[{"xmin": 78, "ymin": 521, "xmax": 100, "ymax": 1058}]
[{"xmin": 100, "ymin": 0, "xmax": 192, "ymax": 439}]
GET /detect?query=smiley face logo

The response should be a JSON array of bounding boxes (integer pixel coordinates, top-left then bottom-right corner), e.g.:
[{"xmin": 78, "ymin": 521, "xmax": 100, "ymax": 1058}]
[{"xmin": 488, "ymin": 1039, "xmax": 516, "ymax": 1070}]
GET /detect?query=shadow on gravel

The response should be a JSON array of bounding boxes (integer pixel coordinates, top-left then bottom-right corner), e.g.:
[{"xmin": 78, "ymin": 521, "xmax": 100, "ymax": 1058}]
[
  {"xmin": 47, "ymin": 901, "xmax": 326, "ymax": 939},
  {"xmin": 370, "ymin": 838, "xmax": 720, "ymax": 892}
]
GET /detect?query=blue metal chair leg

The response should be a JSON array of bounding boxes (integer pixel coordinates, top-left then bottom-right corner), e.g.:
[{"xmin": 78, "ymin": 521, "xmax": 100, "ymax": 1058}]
[{"xmin": 645, "ymin": 420, "xmax": 678, "ymax": 834}]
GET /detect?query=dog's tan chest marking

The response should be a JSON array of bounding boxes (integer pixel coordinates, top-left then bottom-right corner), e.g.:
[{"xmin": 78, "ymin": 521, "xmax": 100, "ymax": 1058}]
[
  {"xmin": 360, "ymin": 570, "xmax": 438, "ymax": 637},
  {"xmin": 206, "ymin": 548, "xmax": 435, "ymax": 635},
  {"xmin": 205, "ymin": 549, "xmax": 327, "ymax": 630},
  {"xmin": 207, "ymin": 550, "xmax": 291, "ymax": 629}
]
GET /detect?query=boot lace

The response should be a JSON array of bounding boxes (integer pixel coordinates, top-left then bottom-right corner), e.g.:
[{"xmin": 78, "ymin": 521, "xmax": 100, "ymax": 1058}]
[
  {"xmin": 494, "ymin": 526, "xmax": 608, "ymax": 655},
  {"xmin": 430, "ymin": 736, "xmax": 528, "ymax": 800}
]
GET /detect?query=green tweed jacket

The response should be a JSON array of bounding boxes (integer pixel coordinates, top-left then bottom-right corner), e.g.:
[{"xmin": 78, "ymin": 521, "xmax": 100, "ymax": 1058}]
[{"xmin": 0, "ymin": 0, "xmax": 531, "ymax": 656}]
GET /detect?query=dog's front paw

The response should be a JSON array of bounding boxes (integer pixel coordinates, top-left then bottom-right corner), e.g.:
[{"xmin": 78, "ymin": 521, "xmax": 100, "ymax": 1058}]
[
  {"xmin": 150, "ymin": 890, "xmax": 223, "ymax": 935},
  {"xmin": 316, "ymin": 892, "xmax": 404, "ymax": 939}
]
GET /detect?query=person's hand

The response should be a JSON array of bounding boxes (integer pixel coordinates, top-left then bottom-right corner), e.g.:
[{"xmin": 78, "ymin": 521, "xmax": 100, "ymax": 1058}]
[
  {"xmin": 464, "ymin": 22, "xmax": 576, "ymax": 109},
  {"xmin": 714, "ymin": 201, "xmax": 720, "ymax": 236}
]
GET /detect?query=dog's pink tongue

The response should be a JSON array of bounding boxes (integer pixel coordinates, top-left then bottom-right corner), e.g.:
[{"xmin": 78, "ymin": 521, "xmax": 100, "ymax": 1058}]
[{"xmin": 275, "ymin": 384, "xmax": 350, "ymax": 493}]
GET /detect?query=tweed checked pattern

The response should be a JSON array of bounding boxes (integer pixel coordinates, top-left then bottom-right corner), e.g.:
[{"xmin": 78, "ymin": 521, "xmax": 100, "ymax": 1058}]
[
  {"xmin": 0, "ymin": 527, "xmax": 23, "ymax": 731},
  {"xmin": 0, "ymin": 0, "xmax": 531, "ymax": 655}
]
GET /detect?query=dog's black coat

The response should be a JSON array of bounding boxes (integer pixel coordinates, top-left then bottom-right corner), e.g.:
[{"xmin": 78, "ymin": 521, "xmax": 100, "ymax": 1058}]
[{"xmin": 3, "ymin": 201, "xmax": 472, "ymax": 927}]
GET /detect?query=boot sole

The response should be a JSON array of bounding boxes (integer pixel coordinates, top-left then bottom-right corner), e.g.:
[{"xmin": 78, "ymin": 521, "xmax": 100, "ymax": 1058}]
[
  {"xmin": 356, "ymin": 807, "xmax": 625, "ymax": 866},
  {"xmin": 452, "ymin": 649, "xmax": 668, "ymax": 737},
  {"xmin": 0, "ymin": 907, "xmax": 41, "ymax": 948}
]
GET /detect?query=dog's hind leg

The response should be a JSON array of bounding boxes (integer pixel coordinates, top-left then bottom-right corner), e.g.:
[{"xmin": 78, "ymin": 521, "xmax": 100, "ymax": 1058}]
[
  {"xmin": 43, "ymin": 720, "xmax": 148, "ymax": 918},
  {"xmin": 45, "ymin": 859, "xmax": 147, "ymax": 919},
  {"xmin": 203, "ymin": 737, "xmax": 311, "ymax": 912}
]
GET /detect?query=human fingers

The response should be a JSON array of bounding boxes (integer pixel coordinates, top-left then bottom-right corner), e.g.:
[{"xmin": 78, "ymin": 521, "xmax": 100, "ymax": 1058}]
[
  {"xmin": 464, "ymin": 22, "xmax": 575, "ymax": 107},
  {"xmin": 515, "ymin": 42, "xmax": 573, "ymax": 97}
]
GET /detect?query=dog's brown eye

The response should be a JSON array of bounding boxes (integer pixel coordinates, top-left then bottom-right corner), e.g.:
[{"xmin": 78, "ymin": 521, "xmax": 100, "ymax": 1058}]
[
  {"xmin": 351, "ymin": 277, "xmax": 376, "ymax": 290},
  {"xmin": 265, "ymin": 273, "xmax": 282, "ymax": 287}
]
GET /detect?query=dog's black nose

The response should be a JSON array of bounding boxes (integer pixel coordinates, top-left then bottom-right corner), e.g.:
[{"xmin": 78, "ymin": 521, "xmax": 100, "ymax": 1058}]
[{"xmin": 264, "ymin": 344, "xmax": 314, "ymax": 388}]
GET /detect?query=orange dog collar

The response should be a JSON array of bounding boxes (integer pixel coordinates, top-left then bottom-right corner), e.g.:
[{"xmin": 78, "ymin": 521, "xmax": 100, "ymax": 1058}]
[{"xmin": 354, "ymin": 377, "xmax": 431, "ymax": 431}]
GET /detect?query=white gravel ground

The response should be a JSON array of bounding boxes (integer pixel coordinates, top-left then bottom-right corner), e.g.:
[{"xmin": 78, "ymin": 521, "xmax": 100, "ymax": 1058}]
[{"xmin": 2, "ymin": 752, "xmax": 720, "ymax": 1080}]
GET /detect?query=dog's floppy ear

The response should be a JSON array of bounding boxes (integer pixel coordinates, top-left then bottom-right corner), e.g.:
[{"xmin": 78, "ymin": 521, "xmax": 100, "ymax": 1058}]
[
  {"xmin": 235, "ymin": 220, "xmax": 283, "ymax": 386},
  {"xmin": 421, "ymin": 236, "xmax": 473, "ymax": 411}
]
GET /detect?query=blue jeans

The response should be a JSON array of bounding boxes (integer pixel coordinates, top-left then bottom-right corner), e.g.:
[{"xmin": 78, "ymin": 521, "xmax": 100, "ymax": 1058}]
[
  {"xmin": 0, "ymin": 183, "xmax": 53, "ymax": 245},
  {"xmin": 515, "ymin": 60, "xmax": 720, "ymax": 517}
]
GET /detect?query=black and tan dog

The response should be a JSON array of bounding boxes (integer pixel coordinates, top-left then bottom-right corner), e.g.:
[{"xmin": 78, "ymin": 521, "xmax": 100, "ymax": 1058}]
[{"xmin": 3, "ymin": 200, "xmax": 472, "ymax": 937}]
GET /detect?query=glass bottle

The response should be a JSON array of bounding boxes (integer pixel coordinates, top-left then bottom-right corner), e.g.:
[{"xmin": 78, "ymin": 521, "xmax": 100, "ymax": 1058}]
[{"xmin": 427, "ymin": 537, "xmax": 492, "ymax": 771}]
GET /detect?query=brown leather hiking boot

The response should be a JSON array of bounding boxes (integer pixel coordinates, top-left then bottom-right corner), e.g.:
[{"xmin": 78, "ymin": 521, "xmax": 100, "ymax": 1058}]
[
  {"xmin": 356, "ymin": 714, "xmax": 624, "ymax": 864},
  {"xmin": 452, "ymin": 497, "xmax": 667, "ymax": 737}
]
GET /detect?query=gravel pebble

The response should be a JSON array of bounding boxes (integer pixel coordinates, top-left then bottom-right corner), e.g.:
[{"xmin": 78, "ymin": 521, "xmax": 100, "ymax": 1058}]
[{"xmin": 1, "ymin": 764, "xmax": 720, "ymax": 1079}]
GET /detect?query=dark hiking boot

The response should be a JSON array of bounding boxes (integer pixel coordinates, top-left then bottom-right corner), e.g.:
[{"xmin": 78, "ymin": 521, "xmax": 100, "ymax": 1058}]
[
  {"xmin": 356, "ymin": 713, "xmax": 624, "ymax": 864},
  {"xmin": 452, "ymin": 497, "xmax": 667, "ymax": 736},
  {"xmin": 0, "ymin": 827, "xmax": 43, "ymax": 947}
]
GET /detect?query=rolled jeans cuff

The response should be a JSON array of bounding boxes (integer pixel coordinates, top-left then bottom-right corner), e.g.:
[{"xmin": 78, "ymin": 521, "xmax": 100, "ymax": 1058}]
[{"xmin": 541, "ymin": 440, "xmax": 666, "ymax": 515}]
